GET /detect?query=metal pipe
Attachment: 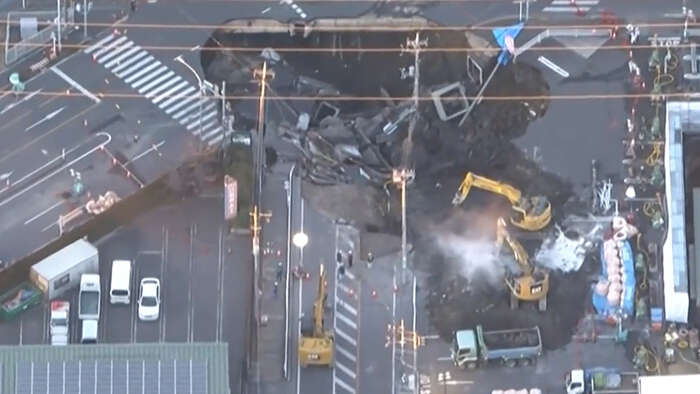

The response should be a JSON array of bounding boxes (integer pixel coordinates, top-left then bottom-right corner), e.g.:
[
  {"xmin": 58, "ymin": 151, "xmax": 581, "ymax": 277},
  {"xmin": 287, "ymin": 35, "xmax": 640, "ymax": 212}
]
[
  {"xmin": 283, "ymin": 163, "xmax": 296, "ymax": 380},
  {"xmin": 412, "ymin": 274, "xmax": 417, "ymax": 394},
  {"xmin": 401, "ymin": 179, "xmax": 407, "ymax": 272}
]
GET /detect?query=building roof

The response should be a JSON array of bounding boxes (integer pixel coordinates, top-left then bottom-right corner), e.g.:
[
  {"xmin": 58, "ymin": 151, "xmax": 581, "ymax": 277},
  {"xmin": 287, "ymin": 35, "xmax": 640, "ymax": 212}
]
[
  {"xmin": 663, "ymin": 100, "xmax": 700, "ymax": 323},
  {"xmin": 0, "ymin": 342, "xmax": 229, "ymax": 394},
  {"xmin": 30, "ymin": 238, "xmax": 97, "ymax": 280}
]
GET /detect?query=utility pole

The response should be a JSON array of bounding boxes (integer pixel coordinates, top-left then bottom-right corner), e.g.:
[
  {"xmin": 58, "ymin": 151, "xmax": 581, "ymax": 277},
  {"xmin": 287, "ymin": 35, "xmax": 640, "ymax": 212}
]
[{"xmin": 56, "ymin": 0, "xmax": 62, "ymax": 54}]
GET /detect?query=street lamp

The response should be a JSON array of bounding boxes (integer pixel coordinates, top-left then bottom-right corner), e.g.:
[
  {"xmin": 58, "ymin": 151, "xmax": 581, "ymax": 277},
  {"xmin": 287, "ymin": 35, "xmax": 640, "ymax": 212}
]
[
  {"xmin": 175, "ymin": 55, "xmax": 204, "ymax": 145},
  {"xmin": 292, "ymin": 232, "xmax": 308, "ymax": 249}
]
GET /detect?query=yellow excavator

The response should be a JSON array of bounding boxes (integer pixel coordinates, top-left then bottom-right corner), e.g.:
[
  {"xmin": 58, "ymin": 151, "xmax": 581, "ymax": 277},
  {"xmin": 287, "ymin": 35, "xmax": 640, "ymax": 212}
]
[
  {"xmin": 495, "ymin": 217, "xmax": 549, "ymax": 312},
  {"xmin": 452, "ymin": 172, "xmax": 552, "ymax": 231},
  {"xmin": 298, "ymin": 264, "xmax": 334, "ymax": 367}
]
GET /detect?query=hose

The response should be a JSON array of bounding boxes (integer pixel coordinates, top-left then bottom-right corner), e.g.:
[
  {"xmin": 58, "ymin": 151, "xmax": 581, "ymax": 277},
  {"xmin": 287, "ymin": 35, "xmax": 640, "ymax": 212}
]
[{"xmin": 643, "ymin": 201, "xmax": 658, "ymax": 217}]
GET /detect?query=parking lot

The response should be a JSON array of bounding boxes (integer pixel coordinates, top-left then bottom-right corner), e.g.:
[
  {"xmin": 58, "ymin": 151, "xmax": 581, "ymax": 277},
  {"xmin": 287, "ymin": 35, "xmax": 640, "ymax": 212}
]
[{"xmin": 0, "ymin": 194, "xmax": 252, "ymax": 381}]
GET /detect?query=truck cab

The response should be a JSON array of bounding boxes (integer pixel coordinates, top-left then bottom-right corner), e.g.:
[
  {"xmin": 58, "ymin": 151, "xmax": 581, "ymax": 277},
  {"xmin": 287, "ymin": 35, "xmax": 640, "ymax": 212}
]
[
  {"xmin": 565, "ymin": 369, "xmax": 586, "ymax": 394},
  {"xmin": 451, "ymin": 329, "xmax": 479, "ymax": 369}
]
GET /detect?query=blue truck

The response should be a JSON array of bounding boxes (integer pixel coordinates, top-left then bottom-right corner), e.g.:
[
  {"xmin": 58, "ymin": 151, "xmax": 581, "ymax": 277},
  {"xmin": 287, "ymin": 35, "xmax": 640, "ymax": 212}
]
[{"xmin": 451, "ymin": 325, "xmax": 543, "ymax": 369}]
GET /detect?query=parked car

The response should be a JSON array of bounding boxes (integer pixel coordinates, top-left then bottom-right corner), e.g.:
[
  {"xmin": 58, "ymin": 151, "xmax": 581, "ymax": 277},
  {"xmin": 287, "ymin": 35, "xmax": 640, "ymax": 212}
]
[{"xmin": 138, "ymin": 278, "xmax": 160, "ymax": 321}]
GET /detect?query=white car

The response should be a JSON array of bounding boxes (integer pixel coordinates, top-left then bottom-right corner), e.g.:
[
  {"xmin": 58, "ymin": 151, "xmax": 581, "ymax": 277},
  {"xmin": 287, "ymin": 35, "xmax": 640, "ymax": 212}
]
[{"xmin": 137, "ymin": 278, "xmax": 160, "ymax": 321}]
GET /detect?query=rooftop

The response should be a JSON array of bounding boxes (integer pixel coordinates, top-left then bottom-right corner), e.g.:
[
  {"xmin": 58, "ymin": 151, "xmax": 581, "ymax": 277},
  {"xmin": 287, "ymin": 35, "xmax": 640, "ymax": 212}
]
[{"xmin": 0, "ymin": 342, "xmax": 230, "ymax": 394}]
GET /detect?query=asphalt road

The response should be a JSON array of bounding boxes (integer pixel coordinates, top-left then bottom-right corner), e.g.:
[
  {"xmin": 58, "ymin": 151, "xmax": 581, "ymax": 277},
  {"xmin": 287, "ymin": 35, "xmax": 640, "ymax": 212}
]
[{"xmin": 1, "ymin": 193, "xmax": 252, "ymax": 391}]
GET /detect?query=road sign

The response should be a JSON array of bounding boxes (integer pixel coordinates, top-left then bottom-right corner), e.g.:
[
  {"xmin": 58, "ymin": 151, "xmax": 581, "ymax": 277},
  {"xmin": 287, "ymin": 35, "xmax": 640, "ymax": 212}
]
[{"xmin": 224, "ymin": 175, "xmax": 238, "ymax": 220}]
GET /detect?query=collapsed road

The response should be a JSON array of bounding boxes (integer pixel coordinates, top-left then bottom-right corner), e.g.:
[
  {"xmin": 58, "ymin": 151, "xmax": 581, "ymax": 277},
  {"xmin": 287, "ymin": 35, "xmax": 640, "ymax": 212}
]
[{"xmin": 202, "ymin": 16, "xmax": 602, "ymax": 349}]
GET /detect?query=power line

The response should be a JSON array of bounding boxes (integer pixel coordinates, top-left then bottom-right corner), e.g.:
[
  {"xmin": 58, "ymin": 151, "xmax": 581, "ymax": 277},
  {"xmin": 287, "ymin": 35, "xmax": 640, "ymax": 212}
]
[
  {"xmin": 12, "ymin": 40, "xmax": 699, "ymax": 53},
  {"xmin": 2, "ymin": 19, "xmax": 695, "ymax": 32},
  {"xmin": 5, "ymin": 89, "xmax": 696, "ymax": 102}
]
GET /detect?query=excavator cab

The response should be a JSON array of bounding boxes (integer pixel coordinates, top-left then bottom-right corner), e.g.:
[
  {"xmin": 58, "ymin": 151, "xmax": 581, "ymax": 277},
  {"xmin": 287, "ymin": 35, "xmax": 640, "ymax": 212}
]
[
  {"xmin": 452, "ymin": 172, "xmax": 552, "ymax": 231},
  {"xmin": 495, "ymin": 218, "xmax": 549, "ymax": 312}
]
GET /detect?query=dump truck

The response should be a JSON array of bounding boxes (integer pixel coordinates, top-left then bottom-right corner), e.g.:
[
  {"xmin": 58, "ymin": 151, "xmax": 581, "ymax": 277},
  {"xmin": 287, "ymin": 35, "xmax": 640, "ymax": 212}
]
[
  {"xmin": 49, "ymin": 300, "xmax": 70, "ymax": 345},
  {"xmin": 452, "ymin": 325, "xmax": 542, "ymax": 369},
  {"xmin": 0, "ymin": 281, "xmax": 42, "ymax": 321},
  {"xmin": 566, "ymin": 368, "xmax": 639, "ymax": 394},
  {"xmin": 30, "ymin": 239, "xmax": 99, "ymax": 300},
  {"xmin": 78, "ymin": 274, "xmax": 100, "ymax": 320}
]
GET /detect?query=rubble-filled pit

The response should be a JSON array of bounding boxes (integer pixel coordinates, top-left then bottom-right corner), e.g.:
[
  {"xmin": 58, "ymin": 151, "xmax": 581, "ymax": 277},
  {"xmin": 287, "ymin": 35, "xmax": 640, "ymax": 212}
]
[{"xmin": 203, "ymin": 19, "xmax": 596, "ymax": 350}]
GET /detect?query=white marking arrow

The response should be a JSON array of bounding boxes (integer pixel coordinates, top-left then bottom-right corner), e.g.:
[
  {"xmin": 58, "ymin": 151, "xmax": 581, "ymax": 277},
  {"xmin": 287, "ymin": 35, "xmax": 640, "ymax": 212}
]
[{"xmin": 26, "ymin": 106, "xmax": 65, "ymax": 132}]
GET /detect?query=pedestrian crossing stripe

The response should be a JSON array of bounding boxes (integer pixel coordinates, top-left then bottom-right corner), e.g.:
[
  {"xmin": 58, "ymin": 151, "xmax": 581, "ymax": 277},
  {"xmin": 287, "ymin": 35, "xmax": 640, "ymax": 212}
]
[{"xmin": 85, "ymin": 33, "xmax": 236, "ymax": 147}]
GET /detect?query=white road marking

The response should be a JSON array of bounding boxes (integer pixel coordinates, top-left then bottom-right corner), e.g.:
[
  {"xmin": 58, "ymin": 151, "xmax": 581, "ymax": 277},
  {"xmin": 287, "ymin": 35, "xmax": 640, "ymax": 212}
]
[
  {"xmin": 130, "ymin": 64, "xmax": 167, "ymax": 88},
  {"xmin": 1, "ymin": 89, "xmax": 43, "ymax": 115},
  {"xmin": 98, "ymin": 41, "xmax": 134, "ymax": 64},
  {"xmin": 200, "ymin": 126, "xmax": 222, "ymax": 141},
  {"xmin": 24, "ymin": 200, "xmax": 64, "ymax": 225},
  {"xmin": 334, "ymin": 377, "xmax": 355, "ymax": 394},
  {"xmin": 336, "ymin": 299, "xmax": 357, "ymax": 316},
  {"xmin": 552, "ymin": 0, "xmax": 597, "ymax": 3},
  {"xmin": 26, "ymin": 106, "xmax": 65, "ymax": 131},
  {"xmin": 0, "ymin": 132, "xmax": 111, "ymax": 208},
  {"xmin": 158, "ymin": 86, "xmax": 195, "ymax": 109},
  {"xmin": 112, "ymin": 51, "xmax": 149, "ymax": 74},
  {"xmin": 335, "ymin": 327, "xmax": 357, "ymax": 346},
  {"xmin": 92, "ymin": 36, "xmax": 128, "ymax": 59},
  {"xmin": 51, "ymin": 67, "xmax": 101, "ymax": 103},
  {"xmin": 336, "ymin": 311, "xmax": 358, "ymax": 330},
  {"xmin": 543, "ymin": 6, "xmax": 591, "ymax": 12},
  {"xmin": 345, "ymin": 270, "xmax": 356, "ymax": 280},
  {"xmin": 128, "ymin": 140, "xmax": 165, "ymax": 163},
  {"xmin": 84, "ymin": 33, "xmax": 115, "ymax": 54},
  {"xmin": 137, "ymin": 70, "xmax": 174, "ymax": 93},
  {"xmin": 261, "ymin": 7, "xmax": 271, "ymax": 14},
  {"xmin": 190, "ymin": 45, "xmax": 201, "ymax": 52},
  {"xmin": 121, "ymin": 58, "xmax": 159, "ymax": 81},
  {"xmin": 335, "ymin": 361, "xmax": 357, "ymax": 379},
  {"xmin": 338, "ymin": 283, "xmax": 355, "ymax": 296},
  {"xmin": 446, "ymin": 380, "xmax": 474, "ymax": 385},
  {"xmin": 335, "ymin": 345, "xmax": 357, "ymax": 363},
  {"xmin": 104, "ymin": 45, "xmax": 141, "ymax": 69},
  {"xmin": 146, "ymin": 75, "xmax": 182, "ymax": 99},
  {"xmin": 186, "ymin": 110, "xmax": 217, "ymax": 130},
  {"xmin": 153, "ymin": 80, "xmax": 188, "ymax": 104},
  {"xmin": 538, "ymin": 56, "xmax": 570, "ymax": 77},
  {"xmin": 437, "ymin": 356, "xmax": 452, "ymax": 361}
]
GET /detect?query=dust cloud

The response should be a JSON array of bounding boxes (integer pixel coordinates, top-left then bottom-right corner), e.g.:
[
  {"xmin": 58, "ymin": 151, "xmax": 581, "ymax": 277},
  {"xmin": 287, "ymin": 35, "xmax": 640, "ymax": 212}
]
[{"xmin": 429, "ymin": 207, "xmax": 510, "ymax": 287}]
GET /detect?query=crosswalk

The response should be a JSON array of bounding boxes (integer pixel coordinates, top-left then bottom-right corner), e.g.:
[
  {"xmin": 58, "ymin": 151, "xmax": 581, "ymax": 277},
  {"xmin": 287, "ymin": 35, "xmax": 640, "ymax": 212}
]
[
  {"xmin": 543, "ymin": 0, "xmax": 598, "ymax": 14},
  {"xmin": 84, "ymin": 33, "xmax": 234, "ymax": 148},
  {"xmin": 333, "ymin": 225, "xmax": 360, "ymax": 394}
]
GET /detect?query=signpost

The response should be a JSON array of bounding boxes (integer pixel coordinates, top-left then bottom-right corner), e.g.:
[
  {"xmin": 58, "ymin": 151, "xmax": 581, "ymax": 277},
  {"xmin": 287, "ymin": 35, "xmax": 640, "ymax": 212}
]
[{"xmin": 224, "ymin": 175, "xmax": 238, "ymax": 220}]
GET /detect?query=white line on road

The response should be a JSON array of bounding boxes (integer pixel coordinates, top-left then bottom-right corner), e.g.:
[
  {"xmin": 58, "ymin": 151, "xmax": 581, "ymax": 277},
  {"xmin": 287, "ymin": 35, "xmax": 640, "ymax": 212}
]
[
  {"xmin": 336, "ymin": 311, "xmax": 357, "ymax": 330},
  {"xmin": 335, "ymin": 327, "xmax": 357, "ymax": 347},
  {"xmin": 423, "ymin": 334, "xmax": 440, "ymax": 339},
  {"xmin": 84, "ymin": 34, "xmax": 115, "ymax": 54},
  {"xmin": 24, "ymin": 200, "xmax": 64, "ymax": 225},
  {"xmin": 552, "ymin": 0, "xmax": 597, "ymax": 3},
  {"xmin": 335, "ymin": 361, "xmax": 357, "ymax": 379},
  {"xmin": 0, "ymin": 132, "xmax": 111, "ymax": 208},
  {"xmin": 25, "ymin": 106, "xmax": 65, "ymax": 132},
  {"xmin": 127, "ymin": 140, "xmax": 165, "ymax": 164},
  {"xmin": 336, "ymin": 299, "xmax": 357, "ymax": 316},
  {"xmin": 190, "ymin": 45, "xmax": 201, "ymax": 51},
  {"xmin": 344, "ymin": 269, "xmax": 355, "ymax": 280},
  {"xmin": 1, "ymin": 89, "xmax": 43, "ymax": 115},
  {"xmin": 51, "ymin": 67, "xmax": 101, "ymax": 103},
  {"xmin": 543, "ymin": 6, "xmax": 591, "ymax": 12},
  {"xmin": 338, "ymin": 283, "xmax": 355, "ymax": 297},
  {"xmin": 437, "ymin": 356, "xmax": 452, "ymax": 361},
  {"xmin": 538, "ymin": 56, "xmax": 570, "ymax": 77},
  {"xmin": 335, "ymin": 345, "xmax": 357, "ymax": 363},
  {"xmin": 334, "ymin": 376, "xmax": 355, "ymax": 394},
  {"xmin": 446, "ymin": 380, "xmax": 474, "ymax": 385},
  {"xmin": 24, "ymin": 201, "xmax": 65, "ymax": 226}
]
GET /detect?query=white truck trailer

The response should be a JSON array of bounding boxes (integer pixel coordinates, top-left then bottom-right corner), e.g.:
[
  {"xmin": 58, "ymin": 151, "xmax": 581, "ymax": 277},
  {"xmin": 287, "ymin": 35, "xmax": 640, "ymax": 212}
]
[
  {"xmin": 78, "ymin": 274, "xmax": 101, "ymax": 320},
  {"xmin": 30, "ymin": 239, "xmax": 99, "ymax": 300}
]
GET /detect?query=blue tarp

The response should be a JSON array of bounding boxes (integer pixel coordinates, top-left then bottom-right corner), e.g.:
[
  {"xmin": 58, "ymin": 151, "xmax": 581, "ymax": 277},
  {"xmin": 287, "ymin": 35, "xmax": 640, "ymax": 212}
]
[
  {"xmin": 592, "ymin": 240, "xmax": 636, "ymax": 318},
  {"xmin": 491, "ymin": 23, "xmax": 524, "ymax": 65}
]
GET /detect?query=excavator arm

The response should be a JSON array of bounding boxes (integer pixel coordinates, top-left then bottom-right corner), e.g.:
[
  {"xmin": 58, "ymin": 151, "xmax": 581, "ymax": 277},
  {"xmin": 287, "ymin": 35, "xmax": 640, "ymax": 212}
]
[
  {"xmin": 452, "ymin": 172, "xmax": 522, "ymax": 206},
  {"xmin": 452, "ymin": 172, "xmax": 552, "ymax": 231},
  {"xmin": 495, "ymin": 217, "xmax": 533, "ymax": 276},
  {"xmin": 312, "ymin": 264, "xmax": 327, "ymax": 338}
]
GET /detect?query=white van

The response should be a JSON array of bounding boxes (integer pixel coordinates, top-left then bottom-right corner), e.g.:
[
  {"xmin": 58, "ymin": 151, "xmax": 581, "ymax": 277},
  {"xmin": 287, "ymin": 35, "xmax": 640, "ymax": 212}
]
[
  {"xmin": 81, "ymin": 319, "xmax": 98, "ymax": 344},
  {"xmin": 109, "ymin": 260, "xmax": 132, "ymax": 304}
]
